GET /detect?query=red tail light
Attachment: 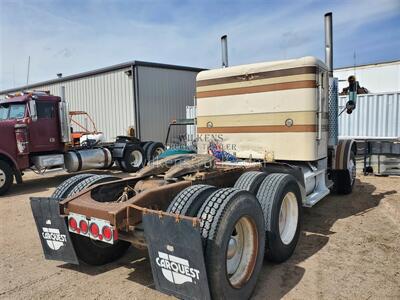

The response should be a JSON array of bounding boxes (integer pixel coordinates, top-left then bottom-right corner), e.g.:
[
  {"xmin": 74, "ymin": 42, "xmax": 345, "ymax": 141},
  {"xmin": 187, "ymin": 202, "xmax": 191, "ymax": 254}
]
[
  {"xmin": 90, "ymin": 223, "xmax": 99, "ymax": 237},
  {"xmin": 69, "ymin": 217, "xmax": 77, "ymax": 231},
  {"xmin": 102, "ymin": 226, "xmax": 112, "ymax": 240},
  {"xmin": 79, "ymin": 220, "xmax": 88, "ymax": 233}
]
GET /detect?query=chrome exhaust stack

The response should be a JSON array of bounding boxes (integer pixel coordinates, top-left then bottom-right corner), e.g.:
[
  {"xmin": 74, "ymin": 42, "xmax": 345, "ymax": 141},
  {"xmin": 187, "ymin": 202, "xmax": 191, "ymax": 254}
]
[
  {"xmin": 325, "ymin": 12, "xmax": 338, "ymax": 146},
  {"xmin": 221, "ymin": 35, "xmax": 229, "ymax": 68},
  {"xmin": 324, "ymin": 12, "xmax": 333, "ymax": 77},
  {"xmin": 59, "ymin": 86, "xmax": 71, "ymax": 143}
]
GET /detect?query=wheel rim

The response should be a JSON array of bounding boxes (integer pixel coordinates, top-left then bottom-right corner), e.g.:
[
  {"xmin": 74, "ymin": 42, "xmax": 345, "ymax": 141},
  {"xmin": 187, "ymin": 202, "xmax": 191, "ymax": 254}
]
[
  {"xmin": 279, "ymin": 192, "xmax": 298, "ymax": 245},
  {"xmin": 154, "ymin": 147, "xmax": 164, "ymax": 157},
  {"xmin": 226, "ymin": 216, "xmax": 258, "ymax": 288},
  {"xmin": 129, "ymin": 150, "xmax": 143, "ymax": 167},
  {"xmin": 348, "ymin": 157, "xmax": 356, "ymax": 185},
  {"xmin": 0, "ymin": 168, "xmax": 6, "ymax": 188}
]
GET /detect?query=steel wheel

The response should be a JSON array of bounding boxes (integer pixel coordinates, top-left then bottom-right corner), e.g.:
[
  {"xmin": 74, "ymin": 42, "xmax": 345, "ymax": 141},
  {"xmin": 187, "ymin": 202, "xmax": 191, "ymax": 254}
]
[
  {"xmin": 198, "ymin": 188, "xmax": 265, "ymax": 299},
  {"xmin": 153, "ymin": 147, "xmax": 164, "ymax": 157},
  {"xmin": 130, "ymin": 150, "xmax": 143, "ymax": 168},
  {"xmin": 279, "ymin": 192, "xmax": 299, "ymax": 245},
  {"xmin": 348, "ymin": 154, "xmax": 356, "ymax": 186},
  {"xmin": 0, "ymin": 168, "xmax": 6, "ymax": 188},
  {"xmin": 0, "ymin": 161, "xmax": 13, "ymax": 196},
  {"xmin": 226, "ymin": 216, "xmax": 258, "ymax": 288}
]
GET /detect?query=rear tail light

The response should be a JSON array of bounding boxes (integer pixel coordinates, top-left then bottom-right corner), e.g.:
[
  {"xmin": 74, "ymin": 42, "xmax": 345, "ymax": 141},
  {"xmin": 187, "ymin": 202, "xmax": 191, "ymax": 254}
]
[
  {"xmin": 102, "ymin": 226, "xmax": 112, "ymax": 241},
  {"xmin": 79, "ymin": 220, "xmax": 88, "ymax": 234},
  {"xmin": 89, "ymin": 223, "xmax": 99, "ymax": 237},
  {"xmin": 68, "ymin": 213, "xmax": 117, "ymax": 244},
  {"xmin": 69, "ymin": 217, "xmax": 77, "ymax": 231}
]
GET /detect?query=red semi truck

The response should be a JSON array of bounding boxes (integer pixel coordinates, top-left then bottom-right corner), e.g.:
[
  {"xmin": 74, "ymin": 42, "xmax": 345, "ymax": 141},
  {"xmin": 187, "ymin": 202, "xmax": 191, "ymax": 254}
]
[{"xmin": 0, "ymin": 88, "xmax": 164, "ymax": 196}]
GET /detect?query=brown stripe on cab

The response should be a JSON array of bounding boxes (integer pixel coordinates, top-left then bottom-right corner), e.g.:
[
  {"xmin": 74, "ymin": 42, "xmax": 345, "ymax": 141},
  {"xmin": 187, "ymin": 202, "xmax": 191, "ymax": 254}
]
[
  {"xmin": 197, "ymin": 80, "xmax": 317, "ymax": 98},
  {"xmin": 197, "ymin": 124, "xmax": 317, "ymax": 133},
  {"xmin": 197, "ymin": 66, "xmax": 317, "ymax": 87}
]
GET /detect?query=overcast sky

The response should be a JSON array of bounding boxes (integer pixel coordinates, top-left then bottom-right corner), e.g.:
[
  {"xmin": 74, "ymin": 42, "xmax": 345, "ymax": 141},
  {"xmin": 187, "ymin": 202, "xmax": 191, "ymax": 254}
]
[{"xmin": 1, "ymin": 0, "xmax": 399, "ymax": 90}]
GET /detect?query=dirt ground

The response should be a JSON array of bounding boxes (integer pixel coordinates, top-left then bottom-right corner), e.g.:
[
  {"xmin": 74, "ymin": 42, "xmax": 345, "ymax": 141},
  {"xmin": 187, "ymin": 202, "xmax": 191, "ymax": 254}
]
[{"xmin": 0, "ymin": 170, "xmax": 399, "ymax": 299}]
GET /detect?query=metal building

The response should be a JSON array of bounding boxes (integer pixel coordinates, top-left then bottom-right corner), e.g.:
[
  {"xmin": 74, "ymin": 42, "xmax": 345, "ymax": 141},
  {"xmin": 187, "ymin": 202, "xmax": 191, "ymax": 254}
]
[{"xmin": 0, "ymin": 61, "xmax": 203, "ymax": 142}]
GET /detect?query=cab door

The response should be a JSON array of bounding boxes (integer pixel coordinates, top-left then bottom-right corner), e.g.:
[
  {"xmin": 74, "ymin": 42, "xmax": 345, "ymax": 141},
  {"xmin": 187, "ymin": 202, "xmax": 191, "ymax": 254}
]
[{"xmin": 29, "ymin": 101, "xmax": 62, "ymax": 152}]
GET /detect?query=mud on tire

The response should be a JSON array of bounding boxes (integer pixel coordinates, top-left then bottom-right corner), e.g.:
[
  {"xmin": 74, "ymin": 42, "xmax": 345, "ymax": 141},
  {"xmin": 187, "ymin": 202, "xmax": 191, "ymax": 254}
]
[{"xmin": 197, "ymin": 188, "xmax": 265, "ymax": 299}]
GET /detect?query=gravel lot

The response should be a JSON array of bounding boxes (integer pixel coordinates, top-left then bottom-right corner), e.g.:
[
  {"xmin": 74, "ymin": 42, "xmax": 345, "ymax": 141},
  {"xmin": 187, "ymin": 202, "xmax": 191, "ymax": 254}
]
[{"xmin": 0, "ymin": 171, "xmax": 399, "ymax": 299}]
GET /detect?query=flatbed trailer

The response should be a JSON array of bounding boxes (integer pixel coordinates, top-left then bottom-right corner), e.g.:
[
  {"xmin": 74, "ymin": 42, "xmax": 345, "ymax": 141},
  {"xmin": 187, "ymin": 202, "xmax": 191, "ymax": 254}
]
[{"xmin": 30, "ymin": 13, "xmax": 358, "ymax": 299}]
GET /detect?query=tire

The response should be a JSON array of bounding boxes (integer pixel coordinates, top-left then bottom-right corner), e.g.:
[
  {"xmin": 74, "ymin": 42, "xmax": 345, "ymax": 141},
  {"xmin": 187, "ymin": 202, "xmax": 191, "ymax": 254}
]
[
  {"xmin": 141, "ymin": 141, "xmax": 152, "ymax": 151},
  {"xmin": 234, "ymin": 171, "xmax": 267, "ymax": 194},
  {"xmin": 120, "ymin": 145, "xmax": 145, "ymax": 172},
  {"xmin": 197, "ymin": 188, "xmax": 265, "ymax": 299},
  {"xmin": 0, "ymin": 160, "xmax": 14, "ymax": 196},
  {"xmin": 66, "ymin": 174, "xmax": 119, "ymax": 198},
  {"xmin": 52, "ymin": 173, "xmax": 96, "ymax": 200},
  {"xmin": 256, "ymin": 173, "xmax": 302, "ymax": 263},
  {"xmin": 66, "ymin": 174, "xmax": 130, "ymax": 265},
  {"xmin": 145, "ymin": 142, "xmax": 165, "ymax": 162},
  {"xmin": 332, "ymin": 152, "xmax": 356, "ymax": 195},
  {"xmin": 71, "ymin": 234, "xmax": 130, "ymax": 266},
  {"xmin": 167, "ymin": 184, "xmax": 217, "ymax": 216}
]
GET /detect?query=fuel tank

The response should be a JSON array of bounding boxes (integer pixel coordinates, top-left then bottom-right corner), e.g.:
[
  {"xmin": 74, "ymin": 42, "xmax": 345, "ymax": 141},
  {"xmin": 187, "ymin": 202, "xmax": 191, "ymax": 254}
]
[{"xmin": 64, "ymin": 148, "xmax": 112, "ymax": 172}]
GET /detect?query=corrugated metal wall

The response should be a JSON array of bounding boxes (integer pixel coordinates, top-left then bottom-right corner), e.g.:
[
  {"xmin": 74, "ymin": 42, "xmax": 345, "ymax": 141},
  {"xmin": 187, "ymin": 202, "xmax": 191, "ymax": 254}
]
[
  {"xmin": 13, "ymin": 69, "xmax": 135, "ymax": 141},
  {"xmin": 338, "ymin": 92, "xmax": 400, "ymax": 139},
  {"xmin": 136, "ymin": 66, "xmax": 197, "ymax": 142}
]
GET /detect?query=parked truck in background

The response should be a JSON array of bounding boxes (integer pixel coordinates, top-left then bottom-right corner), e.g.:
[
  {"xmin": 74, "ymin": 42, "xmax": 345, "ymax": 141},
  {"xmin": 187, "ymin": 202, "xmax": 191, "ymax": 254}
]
[{"xmin": 0, "ymin": 88, "xmax": 165, "ymax": 195}]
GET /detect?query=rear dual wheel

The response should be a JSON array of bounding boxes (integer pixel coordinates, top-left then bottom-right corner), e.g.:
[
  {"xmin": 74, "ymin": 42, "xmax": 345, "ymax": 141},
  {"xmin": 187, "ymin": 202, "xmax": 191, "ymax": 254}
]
[
  {"xmin": 145, "ymin": 142, "xmax": 165, "ymax": 162},
  {"xmin": 235, "ymin": 171, "xmax": 302, "ymax": 263},
  {"xmin": 118, "ymin": 145, "xmax": 145, "ymax": 173},
  {"xmin": 198, "ymin": 188, "xmax": 265, "ymax": 299},
  {"xmin": 256, "ymin": 173, "xmax": 302, "ymax": 262},
  {"xmin": 53, "ymin": 173, "xmax": 130, "ymax": 265},
  {"xmin": 168, "ymin": 186, "xmax": 265, "ymax": 299}
]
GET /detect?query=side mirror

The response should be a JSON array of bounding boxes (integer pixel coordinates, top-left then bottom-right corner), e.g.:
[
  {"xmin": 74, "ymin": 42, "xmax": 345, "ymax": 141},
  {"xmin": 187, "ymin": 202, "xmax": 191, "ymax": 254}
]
[
  {"xmin": 28, "ymin": 100, "xmax": 37, "ymax": 122},
  {"xmin": 346, "ymin": 91, "xmax": 357, "ymax": 114},
  {"xmin": 346, "ymin": 100, "xmax": 356, "ymax": 114}
]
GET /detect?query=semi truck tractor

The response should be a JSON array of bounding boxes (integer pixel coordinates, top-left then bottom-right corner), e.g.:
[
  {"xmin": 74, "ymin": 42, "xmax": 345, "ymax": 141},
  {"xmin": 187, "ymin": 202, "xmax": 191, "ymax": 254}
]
[
  {"xmin": 0, "ymin": 89, "xmax": 164, "ymax": 195},
  {"xmin": 30, "ymin": 13, "xmax": 356, "ymax": 299}
]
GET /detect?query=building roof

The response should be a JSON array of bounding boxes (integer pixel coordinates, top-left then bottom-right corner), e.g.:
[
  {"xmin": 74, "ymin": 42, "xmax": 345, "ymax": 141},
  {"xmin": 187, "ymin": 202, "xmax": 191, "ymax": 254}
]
[
  {"xmin": 335, "ymin": 59, "xmax": 400, "ymax": 71},
  {"xmin": 0, "ymin": 60, "xmax": 205, "ymax": 95}
]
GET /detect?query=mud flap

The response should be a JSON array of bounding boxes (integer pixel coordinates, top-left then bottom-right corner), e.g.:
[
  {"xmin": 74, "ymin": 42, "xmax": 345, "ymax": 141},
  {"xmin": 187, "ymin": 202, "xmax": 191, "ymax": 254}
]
[
  {"xmin": 30, "ymin": 197, "xmax": 79, "ymax": 265},
  {"xmin": 142, "ymin": 214, "xmax": 211, "ymax": 300}
]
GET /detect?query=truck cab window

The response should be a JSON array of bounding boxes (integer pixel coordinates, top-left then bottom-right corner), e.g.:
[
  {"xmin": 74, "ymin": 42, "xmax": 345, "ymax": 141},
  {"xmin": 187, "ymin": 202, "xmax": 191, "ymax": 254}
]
[
  {"xmin": 36, "ymin": 102, "xmax": 55, "ymax": 119},
  {"xmin": 0, "ymin": 103, "xmax": 26, "ymax": 120}
]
